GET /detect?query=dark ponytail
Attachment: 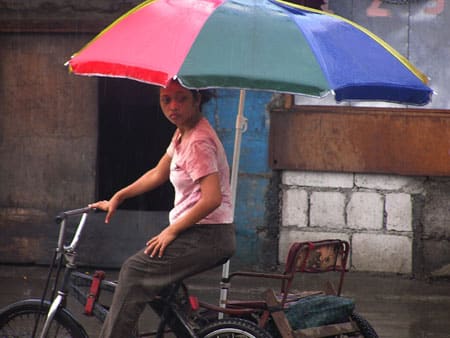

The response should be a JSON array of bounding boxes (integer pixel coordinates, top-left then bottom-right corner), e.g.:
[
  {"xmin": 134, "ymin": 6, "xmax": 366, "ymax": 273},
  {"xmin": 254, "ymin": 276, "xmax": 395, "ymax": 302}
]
[{"xmin": 191, "ymin": 89, "xmax": 216, "ymax": 110}]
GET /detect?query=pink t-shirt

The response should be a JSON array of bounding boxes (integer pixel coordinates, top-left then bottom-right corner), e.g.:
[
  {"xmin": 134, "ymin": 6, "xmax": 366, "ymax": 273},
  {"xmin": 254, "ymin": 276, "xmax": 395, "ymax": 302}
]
[{"xmin": 166, "ymin": 118, "xmax": 233, "ymax": 224}]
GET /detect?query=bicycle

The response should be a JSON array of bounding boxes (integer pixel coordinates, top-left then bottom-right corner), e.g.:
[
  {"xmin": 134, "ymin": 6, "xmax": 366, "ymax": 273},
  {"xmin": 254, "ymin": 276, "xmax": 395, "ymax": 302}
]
[
  {"xmin": 0, "ymin": 207, "xmax": 272, "ymax": 337},
  {"xmin": 0, "ymin": 207, "xmax": 378, "ymax": 337}
]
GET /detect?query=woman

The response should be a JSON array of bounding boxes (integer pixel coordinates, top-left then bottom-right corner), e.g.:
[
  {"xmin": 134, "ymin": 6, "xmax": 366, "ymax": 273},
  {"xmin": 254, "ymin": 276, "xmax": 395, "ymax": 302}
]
[{"xmin": 90, "ymin": 79, "xmax": 235, "ymax": 337}]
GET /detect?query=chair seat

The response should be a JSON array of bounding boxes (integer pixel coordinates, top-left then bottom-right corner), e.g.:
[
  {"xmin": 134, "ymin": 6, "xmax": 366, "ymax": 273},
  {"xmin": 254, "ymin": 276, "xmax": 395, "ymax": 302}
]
[{"xmin": 284, "ymin": 294, "xmax": 355, "ymax": 330}]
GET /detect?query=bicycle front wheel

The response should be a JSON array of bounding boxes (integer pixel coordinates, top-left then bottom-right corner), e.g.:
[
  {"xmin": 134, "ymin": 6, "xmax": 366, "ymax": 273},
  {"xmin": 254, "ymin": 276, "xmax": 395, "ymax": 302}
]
[
  {"xmin": 0, "ymin": 299, "xmax": 87, "ymax": 338},
  {"xmin": 198, "ymin": 318, "xmax": 272, "ymax": 338}
]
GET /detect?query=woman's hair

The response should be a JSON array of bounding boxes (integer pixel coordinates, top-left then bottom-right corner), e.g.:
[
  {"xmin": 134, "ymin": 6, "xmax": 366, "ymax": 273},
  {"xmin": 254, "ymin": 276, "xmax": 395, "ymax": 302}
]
[
  {"xmin": 191, "ymin": 89, "xmax": 216, "ymax": 110},
  {"xmin": 163, "ymin": 78, "xmax": 216, "ymax": 110}
]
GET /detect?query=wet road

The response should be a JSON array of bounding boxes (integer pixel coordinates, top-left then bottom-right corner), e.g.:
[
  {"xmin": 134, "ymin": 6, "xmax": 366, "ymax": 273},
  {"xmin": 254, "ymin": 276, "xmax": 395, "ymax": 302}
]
[{"xmin": 0, "ymin": 265, "xmax": 449, "ymax": 337}]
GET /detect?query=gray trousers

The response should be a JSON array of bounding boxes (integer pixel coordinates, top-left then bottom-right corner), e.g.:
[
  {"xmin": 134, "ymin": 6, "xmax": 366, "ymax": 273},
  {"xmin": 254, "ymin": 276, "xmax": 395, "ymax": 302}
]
[{"xmin": 99, "ymin": 223, "xmax": 236, "ymax": 338}]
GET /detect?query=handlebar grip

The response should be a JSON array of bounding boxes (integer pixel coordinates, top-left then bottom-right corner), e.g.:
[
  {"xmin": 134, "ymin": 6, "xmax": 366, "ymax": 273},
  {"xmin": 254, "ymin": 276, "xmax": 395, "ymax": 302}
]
[{"xmin": 55, "ymin": 207, "xmax": 94, "ymax": 223}]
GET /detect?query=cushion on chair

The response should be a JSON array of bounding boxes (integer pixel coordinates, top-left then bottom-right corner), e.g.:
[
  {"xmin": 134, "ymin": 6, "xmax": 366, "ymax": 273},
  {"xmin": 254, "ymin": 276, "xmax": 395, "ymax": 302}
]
[{"xmin": 284, "ymin": 294, "xmax": 355, "ymax": 330}]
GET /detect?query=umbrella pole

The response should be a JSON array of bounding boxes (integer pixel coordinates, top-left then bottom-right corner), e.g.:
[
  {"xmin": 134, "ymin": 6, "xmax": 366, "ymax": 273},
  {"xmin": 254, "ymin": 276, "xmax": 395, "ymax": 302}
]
[
  {"xmin": 219, "ymin": 89, "xmax": 247, "ymax": 317},
  {"xmin": 230, "ymin": 89, "xmax": 247, "ymax": 216}
]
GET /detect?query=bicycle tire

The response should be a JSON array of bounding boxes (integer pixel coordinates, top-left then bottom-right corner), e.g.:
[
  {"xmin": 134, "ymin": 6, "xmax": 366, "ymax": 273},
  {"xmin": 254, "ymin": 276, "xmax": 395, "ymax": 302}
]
[
  {"xmin": 350, "ymin": 312, "xmax": 378, "ymax": 338},
  {"xmin": 0, "ymin": 299, "xmax": 88, "ymax": 338},
  {"xmin": 198, "ymin": 318, "xmax": 273, "ymax": 338}
]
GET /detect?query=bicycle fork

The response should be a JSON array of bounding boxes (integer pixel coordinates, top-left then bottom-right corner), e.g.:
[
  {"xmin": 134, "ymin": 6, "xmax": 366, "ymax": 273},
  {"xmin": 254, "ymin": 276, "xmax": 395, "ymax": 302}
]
[
  {"xmin": 39, "ymin": 292, "xmax": 66, "ymax": 338},
  {"xmin": 38, "ymin": 252, "xmax": 75, "ymax": 338}
]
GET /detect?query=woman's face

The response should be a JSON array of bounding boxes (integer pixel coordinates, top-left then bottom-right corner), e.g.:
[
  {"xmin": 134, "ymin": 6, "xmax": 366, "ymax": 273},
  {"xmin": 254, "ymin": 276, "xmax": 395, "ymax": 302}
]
[{"xmin": 160, "ymin": 80, "xmax": 201, "ymax": 129}]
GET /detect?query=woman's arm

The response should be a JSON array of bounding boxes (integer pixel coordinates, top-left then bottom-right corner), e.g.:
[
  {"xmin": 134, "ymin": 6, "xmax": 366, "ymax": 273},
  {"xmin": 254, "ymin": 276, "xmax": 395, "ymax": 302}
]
[
  {"xmin": 90, "ymin": 153, "xmax": 171, "ymax": 223},
  {"xmin": 115, "ymin": 153, "xmax": 171, "ymax": 201},
  {"xmin": 145, "ymin": 172, "xmax": 222, "ymax": 257}
]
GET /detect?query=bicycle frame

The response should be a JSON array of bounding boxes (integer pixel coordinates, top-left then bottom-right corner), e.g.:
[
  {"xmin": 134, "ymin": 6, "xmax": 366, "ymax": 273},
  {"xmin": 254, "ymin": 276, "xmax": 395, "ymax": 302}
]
[
  {"xmin": 70, "ymin": 271, "xmax": 113, "ymax": 322},
  {"xmin": 70, "ymin": 272, "xmax": 199, "ymax": 337}
]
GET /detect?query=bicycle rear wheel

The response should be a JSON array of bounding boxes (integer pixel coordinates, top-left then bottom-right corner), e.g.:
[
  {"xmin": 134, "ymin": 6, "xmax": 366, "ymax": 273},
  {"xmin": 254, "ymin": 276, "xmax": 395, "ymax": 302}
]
[
  {"xmin": 0, "ymin": 299, "xmax": 87, "ymax": 338},
  {"xmin": 324, "ymin": 312, "xmax": 378, "ymax": 338},
  {"xmin": 198, "ymin": 318, "xmax": 272, "ymax": 338},
  {"xmin": 349, "ymin": 312, "xmax": 378, "ymax": 338}
]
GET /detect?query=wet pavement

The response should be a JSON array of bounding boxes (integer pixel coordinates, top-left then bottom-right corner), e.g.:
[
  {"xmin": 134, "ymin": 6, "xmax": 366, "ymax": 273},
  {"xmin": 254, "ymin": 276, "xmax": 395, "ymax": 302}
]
[{"xmin": 0, "ymin": 264, "xmax": 449, "ymax": 338}]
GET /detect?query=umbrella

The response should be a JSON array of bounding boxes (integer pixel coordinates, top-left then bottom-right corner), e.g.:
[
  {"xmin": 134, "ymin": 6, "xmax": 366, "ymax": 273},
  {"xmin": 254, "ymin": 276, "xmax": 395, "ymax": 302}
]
[
  {"xmin": 67, "ymin": 0, "xmax": 432, "ymax": 104},
  {"xmin": 66, "ymin": 0, "xmax": 433, "ymax": 309}
]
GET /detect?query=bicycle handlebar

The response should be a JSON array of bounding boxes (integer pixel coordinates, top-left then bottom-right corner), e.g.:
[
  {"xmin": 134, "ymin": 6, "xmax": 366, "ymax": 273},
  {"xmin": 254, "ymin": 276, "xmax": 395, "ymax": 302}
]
[
  {"xmin": 55, "ymin": 207, "xmax": 96, "ymax": 254},
  {"xmin": 55, "ymin": 206, "xmax": 93, "ymax": 223}
]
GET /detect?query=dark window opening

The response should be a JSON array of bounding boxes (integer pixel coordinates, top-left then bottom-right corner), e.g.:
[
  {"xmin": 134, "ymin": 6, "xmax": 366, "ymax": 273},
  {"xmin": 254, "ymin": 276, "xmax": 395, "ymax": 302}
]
[{"xmin": 97, "ymin": 78, "xmax": 175, "ymax": 211}]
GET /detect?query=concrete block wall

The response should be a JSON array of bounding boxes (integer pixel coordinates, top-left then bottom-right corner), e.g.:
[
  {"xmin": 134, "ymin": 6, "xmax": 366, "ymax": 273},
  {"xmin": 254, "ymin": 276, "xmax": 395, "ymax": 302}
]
[{"xmin": 279, "ymin": 171, "xmax": 426, "ymax": 274}]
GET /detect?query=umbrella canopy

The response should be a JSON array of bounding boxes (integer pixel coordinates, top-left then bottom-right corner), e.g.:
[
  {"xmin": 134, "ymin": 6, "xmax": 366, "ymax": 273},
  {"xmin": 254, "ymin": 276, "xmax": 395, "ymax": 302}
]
[{"xmin": 67, "ymin": 0, "xmax": 433, "ymax": 106}]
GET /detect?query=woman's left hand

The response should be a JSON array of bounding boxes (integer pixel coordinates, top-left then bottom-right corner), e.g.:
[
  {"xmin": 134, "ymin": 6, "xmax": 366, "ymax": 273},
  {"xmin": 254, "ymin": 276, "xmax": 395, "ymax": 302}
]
[{"xmin": 144, "ymin": 227, "xmax": 178, "ymax": 258}]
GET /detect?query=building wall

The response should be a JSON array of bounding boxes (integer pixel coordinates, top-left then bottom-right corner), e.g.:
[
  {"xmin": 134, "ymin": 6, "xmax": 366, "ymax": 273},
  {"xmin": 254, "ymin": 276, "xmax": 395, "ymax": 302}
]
[
  {"xmin": 280, "ymin": 172, "xmax": 450, "ymax": 277},
  {"xmin": 203, "ymin": 90, "xmax": 276, "ymax": 268},
  {"xmin": 0, "ymin": 33, "xmax": 98, "ymax": 263}
]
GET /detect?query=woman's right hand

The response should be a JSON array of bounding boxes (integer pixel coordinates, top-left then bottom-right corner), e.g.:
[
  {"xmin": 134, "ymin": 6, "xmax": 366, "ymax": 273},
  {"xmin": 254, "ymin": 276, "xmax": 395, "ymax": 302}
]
[{"xmin": 89, "ymin": 195, "xmax": 121, "ymax": 223}]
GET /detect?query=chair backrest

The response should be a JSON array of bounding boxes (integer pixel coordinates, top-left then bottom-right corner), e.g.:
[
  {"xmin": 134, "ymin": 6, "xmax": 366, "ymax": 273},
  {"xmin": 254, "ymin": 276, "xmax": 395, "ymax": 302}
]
[{"xmin": 281, "ymin": 240, "xmax": 350, "ymax": 300}]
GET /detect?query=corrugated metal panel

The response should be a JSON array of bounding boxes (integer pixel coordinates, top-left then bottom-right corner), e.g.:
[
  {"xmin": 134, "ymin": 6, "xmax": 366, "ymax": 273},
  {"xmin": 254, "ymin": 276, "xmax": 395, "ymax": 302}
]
[{"xmin": 269, "ymin": 106, "xmax": 450, "ymax": 176}]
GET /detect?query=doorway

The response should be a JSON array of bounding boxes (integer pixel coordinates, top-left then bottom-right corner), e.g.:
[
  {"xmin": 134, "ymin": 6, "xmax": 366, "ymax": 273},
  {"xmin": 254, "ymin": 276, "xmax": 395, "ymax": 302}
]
[{"xmin": 97, "ymin": 78, "xmax": 175, "ymax": 211}]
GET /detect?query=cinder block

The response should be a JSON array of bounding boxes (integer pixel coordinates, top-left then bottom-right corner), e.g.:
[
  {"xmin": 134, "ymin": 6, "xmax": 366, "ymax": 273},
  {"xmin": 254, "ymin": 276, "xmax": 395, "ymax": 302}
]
[
  {"xmin": 278, "ymin": 230, "xmax": 349, "ymax": 263},
  {"xmin": 282, "ymin": 171, "xmax": 353, "ymax": 188},
  {"xmin": 352, "ymin": 233, "xmax": 412, "ymax": 273},
  {"xmin": 355, "ymin": 174, "xmax": 425, "ymax": 193},
  {"xmin": 282, "ymin": 189, "xmax": 308, "ymax": 227},
  {"xmin": 347, "ymin": 192, "xmax": 383, "ymax": 230},
  {"xmin": 310, "ymin": 192, "xmax": 346, "ymax": 228},
  {"xmin": 386, "ymin": 193, "xmax": 412, "ymax": 232}
]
